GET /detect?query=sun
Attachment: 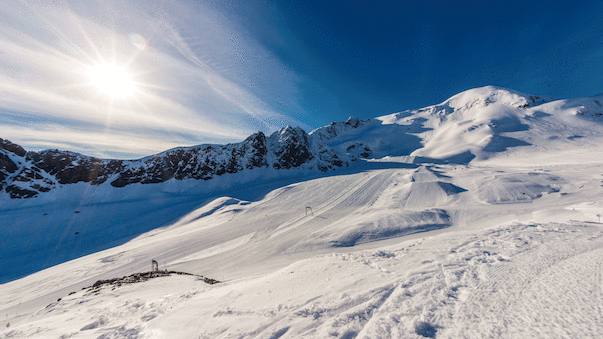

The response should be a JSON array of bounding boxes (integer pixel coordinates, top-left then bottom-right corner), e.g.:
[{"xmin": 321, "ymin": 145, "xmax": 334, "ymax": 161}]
[{"xmin": 86, "ymin": 62, "xmax": 135, "ymax": 98}]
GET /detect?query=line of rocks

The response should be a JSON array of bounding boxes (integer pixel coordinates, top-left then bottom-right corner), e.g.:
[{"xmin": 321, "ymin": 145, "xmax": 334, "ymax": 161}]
[
  {"xmin": 82, "ymin": 270, "xmax": 221, "ymax": 294},
  {"xmin": 47, "ymin": 270, "xmax": 220, "ymax": 309}
]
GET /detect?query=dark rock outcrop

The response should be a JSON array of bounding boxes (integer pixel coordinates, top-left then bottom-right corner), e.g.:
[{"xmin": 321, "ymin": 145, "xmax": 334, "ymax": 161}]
[
  {"xmin": 269, "ymin": 126, "xmax": 313, "ymax": 169},
  {"xmin": 27, "ymin": 150, "xmax": 117, "ymax": 185},
  {"xmin": 0, "ymin": 138, "xmax": 26, "ymax": 157},
  {"xmin": 1, "ymin": 123, "xmax": 362, "ymax": 198},
  {"xmin": 110, "ymin": 131, "xmax": 270, "ymax": 187},
  {"xmin": 83, "ymin": 270, "xmax": 220, "ymax": 293}
]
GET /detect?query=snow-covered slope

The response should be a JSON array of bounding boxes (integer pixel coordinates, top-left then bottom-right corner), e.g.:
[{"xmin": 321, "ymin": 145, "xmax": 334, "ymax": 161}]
[
  {"xmin": 3, "ymin": 161, "xmax": 603, "ymax": 338},
  {"xmin": 3, "ymin": 86, "xmax": 603, "ymax": 338},
  {"xmin": 379, "ymin": 86, "xmax": 603, "ymax": 161}
]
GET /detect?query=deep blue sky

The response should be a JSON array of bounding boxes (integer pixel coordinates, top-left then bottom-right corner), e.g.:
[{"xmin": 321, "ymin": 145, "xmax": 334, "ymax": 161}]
[
  {"xmin": 224, "ymin": 0, "xmax": 603, "ymax": 125},
  {"xmin": 1, "ymin": 0, "xmax": 602, "ymax": 158}
]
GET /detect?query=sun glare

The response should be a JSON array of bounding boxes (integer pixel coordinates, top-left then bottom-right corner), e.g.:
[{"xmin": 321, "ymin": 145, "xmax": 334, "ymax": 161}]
[{"xmin": 87, "ymin": 62, "xmax": 135, "ymax": 98}]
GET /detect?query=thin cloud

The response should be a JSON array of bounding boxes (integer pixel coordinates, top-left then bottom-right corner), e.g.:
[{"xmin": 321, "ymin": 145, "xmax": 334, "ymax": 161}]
[
  {"xmin": 0, "ymin": 0, "xmax": 306, "ymax": 158},
  {"xmin": 0, "ymin": 123, "xmax": 215, "ymax": 160}
]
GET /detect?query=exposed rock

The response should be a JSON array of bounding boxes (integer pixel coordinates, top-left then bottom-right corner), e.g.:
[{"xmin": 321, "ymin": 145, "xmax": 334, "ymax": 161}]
[
  {"xmin": 314, "ymin": 143, "xmax": 344, "ymax": 171},
  {"xmin": 269, "ymin": 126, "xmax": 313, "ymax": 169},
  {"xmin": 346, "ymin": 142, "xmax": 372, "ymax": 158},
  {"xmin": 0, "ymin": 125, "xmax": 349, "ymax": 198},
  {"xmin": 5, "ymin": 185, "xmax": 38, "ymax": 199},
  {"xmin": 27, "ymin": 150, "xmax": 117, "ymax": 185},
  {"xmin": 83, "ymin": 270, "xmax": 220, "ymax": 294},
  {"xmin": 0, "ymin": 153, "xmax": 18, "ymax": 174},
  {"xmin": 345, "ymin": 116, "xmax": 360, "ymax": 128},
  {"xmin": 0, "ymin": 138, "xmax": 26, "ymax": 157},
  {"xmin": 110, "ymin": 132, "xmax": 270, "ymax": 187}
]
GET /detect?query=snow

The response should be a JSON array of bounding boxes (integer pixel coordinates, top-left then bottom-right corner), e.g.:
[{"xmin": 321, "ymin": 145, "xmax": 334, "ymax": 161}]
[
  {"xmin": 375, "ymin": 86, "xmax": 603, "ymax": 162},
  {"xmin": 3, "ymin": 86, "xmax": 603, "ymax": 338},
  {"xmin": 2, "ymin": 219, "xmax": 602, "ymax": 338}
]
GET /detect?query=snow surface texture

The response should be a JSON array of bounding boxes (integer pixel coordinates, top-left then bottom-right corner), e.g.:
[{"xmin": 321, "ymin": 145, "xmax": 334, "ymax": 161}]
[{"xmin": 2, "ymin": 86, "xmax": 603, "ymax": 338}]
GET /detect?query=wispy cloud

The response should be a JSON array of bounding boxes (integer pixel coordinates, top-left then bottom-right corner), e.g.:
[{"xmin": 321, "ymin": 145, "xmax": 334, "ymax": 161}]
[
  {"xmin": 0, "ymin": 0, "xmax": 305, "ymax": 158},
  {"xmin": 0, "ymin": 123, "xmax": 188, "ymax": 159}
]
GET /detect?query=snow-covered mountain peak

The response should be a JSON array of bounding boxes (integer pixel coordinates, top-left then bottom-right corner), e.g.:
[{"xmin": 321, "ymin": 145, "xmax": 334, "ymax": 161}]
[
  {"xmin": 369, "ymin": 86, "xmax": 603, "ymax": 162},
  {"xmin": 268, "ymin": 125, "xmax": 307, "ymax": 144},
  {"xmin": 441, "ymin": 85, "xmax": 553, "ymax": 110}
]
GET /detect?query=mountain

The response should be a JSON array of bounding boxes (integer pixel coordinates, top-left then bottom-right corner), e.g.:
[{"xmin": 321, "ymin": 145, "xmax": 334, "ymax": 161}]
[
  {"xmin": 4, "ymin": 86, "xmax": 602, "ymax": 200},
  {"xmin": 0, "ymin": 126, "xmax": 343, "ymax": 199},
  {"xmin": 2, "ymin": 86, "xmax": 603, "ymax": 338}
]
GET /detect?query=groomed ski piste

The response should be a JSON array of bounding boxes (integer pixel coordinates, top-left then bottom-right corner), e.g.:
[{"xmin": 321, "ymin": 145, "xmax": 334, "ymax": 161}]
[{"xmin": 2, "ymin": 86, "xmax": 603, "ymax": 338}]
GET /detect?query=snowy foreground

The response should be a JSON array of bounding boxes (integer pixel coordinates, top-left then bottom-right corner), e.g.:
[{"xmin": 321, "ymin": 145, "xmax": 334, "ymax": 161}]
[
  {"xmin": 2, "ymin": 161, "xmax": 603, "ymax": 338},
  {"xmin": 2, "ymin": 87, "xmax": 603, "ymax": 338}
]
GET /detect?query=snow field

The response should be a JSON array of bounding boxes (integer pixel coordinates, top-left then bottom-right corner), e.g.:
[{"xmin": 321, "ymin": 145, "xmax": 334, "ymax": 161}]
[
  {"xmin": 5, "ymin": 161, "xmax": 603, "ymax": 339},
  {"xmin": 2, "ymin": 222, "xmax": 601, "ymax": 338}
]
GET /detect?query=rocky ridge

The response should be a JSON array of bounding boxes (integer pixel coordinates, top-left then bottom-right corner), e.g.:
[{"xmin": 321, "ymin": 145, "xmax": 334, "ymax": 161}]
[
  {"xmin": 0, "ymin": 117, "xmax": 367, "ymax": 199},
  {"xmin": 4, "ymin": 86, "xmax": 602, "ymax": 199}
]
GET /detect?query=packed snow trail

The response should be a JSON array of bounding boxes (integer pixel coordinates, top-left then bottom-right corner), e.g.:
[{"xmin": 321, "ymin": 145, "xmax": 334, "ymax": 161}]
[{"xmin": 169, "ymin": 168, "xmax": 415, "ymax": 278}]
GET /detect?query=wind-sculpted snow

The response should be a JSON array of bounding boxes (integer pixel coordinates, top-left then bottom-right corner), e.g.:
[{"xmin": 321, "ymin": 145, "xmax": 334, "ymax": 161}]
[
  {"xmin": 329, "ymin": 209, "xmax": 452, "ymax": 247},
  {"xmin": 476, "ymin": 172, "xmax": 564, "ymax": 204}
]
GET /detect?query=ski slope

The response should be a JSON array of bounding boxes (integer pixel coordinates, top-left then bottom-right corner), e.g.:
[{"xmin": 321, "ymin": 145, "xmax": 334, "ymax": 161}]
[
  {"xmin": 2, "ymin": 159, "xmax": 603, "ymax": 338},
  {"xmin": 3, "ymin": 86, "xmax": 603, "ymax": 338}
]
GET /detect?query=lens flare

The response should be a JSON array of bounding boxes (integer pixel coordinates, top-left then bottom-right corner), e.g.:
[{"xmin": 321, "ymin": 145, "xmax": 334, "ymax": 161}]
[{"xmin": 129, "ymin": 33, "xmax": 148, "ymax": 51}]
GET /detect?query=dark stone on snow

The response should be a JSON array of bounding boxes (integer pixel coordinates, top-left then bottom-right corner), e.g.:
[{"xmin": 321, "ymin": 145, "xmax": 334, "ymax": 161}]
[
  {"xmin": 83, "ymin": 270, "xmax": 220, "ymax": 294},
  {"xmin": 0, "ymin": 153, "xmax": 18, "ymax": 173},
  {"xmin": 5, "ymin": 185, "xmax": 38, "ymax": 198}
]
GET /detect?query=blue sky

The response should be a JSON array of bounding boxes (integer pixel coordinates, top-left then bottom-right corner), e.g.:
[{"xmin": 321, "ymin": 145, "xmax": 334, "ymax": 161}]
[{"xmin": 1, "ymin": 0, "xmax": 602, "ymax": 159}]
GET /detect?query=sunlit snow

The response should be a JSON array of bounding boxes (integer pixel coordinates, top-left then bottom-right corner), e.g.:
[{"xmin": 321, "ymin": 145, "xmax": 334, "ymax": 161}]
[{"xmin": 2, "ymin": 86, "xmax": 603, "ymax": 338}]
